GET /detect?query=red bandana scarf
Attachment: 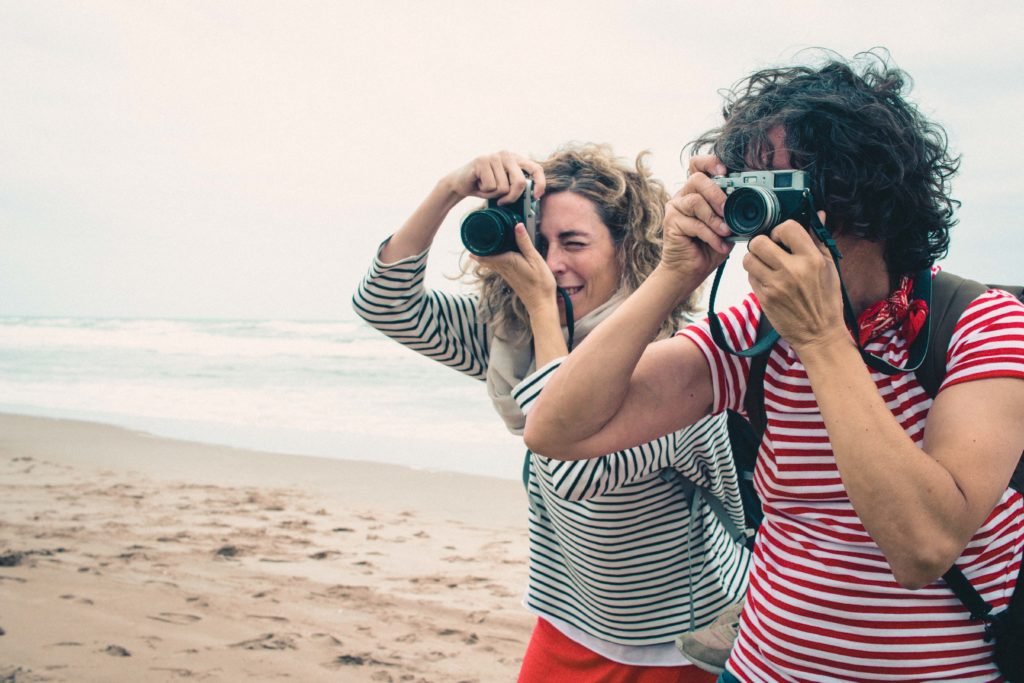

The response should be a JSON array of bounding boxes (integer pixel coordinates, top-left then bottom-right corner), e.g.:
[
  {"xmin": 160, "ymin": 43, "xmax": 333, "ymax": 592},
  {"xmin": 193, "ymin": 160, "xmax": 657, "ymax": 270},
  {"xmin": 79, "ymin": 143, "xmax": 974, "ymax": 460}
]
[{"xmin": 855, "ymin": 274, "xmax": 929, "ymax": 346}]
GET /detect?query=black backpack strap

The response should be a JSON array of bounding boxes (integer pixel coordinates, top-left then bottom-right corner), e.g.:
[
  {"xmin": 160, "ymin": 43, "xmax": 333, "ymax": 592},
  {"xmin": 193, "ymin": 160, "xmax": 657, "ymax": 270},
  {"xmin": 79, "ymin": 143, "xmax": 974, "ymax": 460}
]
[
  {"xmin": 742, "ymin": 312, "xmax": 775, "ymax": 441},
  {"xmin": 944, "ymin": 564, "xmax": 994, "ymax": 622},
  {"xmin": 915, "ymin": 271, "xmax": 988, "ymax": 397}
]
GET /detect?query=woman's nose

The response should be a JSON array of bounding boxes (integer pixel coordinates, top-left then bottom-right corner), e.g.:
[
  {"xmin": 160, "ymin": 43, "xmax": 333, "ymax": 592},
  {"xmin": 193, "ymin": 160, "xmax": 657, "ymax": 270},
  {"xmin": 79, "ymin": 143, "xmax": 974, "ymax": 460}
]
[{"xmin": 545, "ymin": 245, "xmax": 567, "ymax": 274}]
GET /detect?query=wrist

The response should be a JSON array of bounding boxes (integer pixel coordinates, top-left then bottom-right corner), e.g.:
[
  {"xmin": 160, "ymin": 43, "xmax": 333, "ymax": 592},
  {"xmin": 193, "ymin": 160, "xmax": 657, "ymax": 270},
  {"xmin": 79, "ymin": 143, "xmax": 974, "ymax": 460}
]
[
  {"xmin": 435, "ymin": 177, "xmax": 468, "ymax": 209},
  {"xmin": 649, "ymin": 264, "xmax": 704, "ymax": 310},
  {"xmin": 792, "ymin": 327, "xmax": 857, "ymax": 370},
  {"xmin": 526, "ymin": 296, "xmax": 560, "ymax": 323}
]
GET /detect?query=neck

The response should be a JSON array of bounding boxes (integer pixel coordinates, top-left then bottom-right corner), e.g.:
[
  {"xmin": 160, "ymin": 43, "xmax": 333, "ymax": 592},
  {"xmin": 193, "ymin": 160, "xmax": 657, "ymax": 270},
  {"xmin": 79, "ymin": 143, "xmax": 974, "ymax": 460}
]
[{"xmin": 833, "ymin": 236, "xmax": 892, "ymax": 317}]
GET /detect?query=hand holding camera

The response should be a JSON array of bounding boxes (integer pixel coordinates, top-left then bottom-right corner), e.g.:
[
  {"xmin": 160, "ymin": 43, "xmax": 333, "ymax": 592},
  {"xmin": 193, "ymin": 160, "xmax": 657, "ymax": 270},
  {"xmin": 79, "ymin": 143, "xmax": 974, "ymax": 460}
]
[
  {"xmin": 444, "ymin": 151, "xmax": 546, "ymax": 202},
  {"xmin": 744, "ymin": 211, "xmax": 846, "ymax": 352},
  {"xmin": 440, "ymin": 151, "xmax": 545, "ymax": 256},
  {"xmin": 660, "ymin": 155, "xmax": 735, "ymax": 281},
  {"xmin": 471, "ymin": 222, "xmax": 558, "ymax": 317}
]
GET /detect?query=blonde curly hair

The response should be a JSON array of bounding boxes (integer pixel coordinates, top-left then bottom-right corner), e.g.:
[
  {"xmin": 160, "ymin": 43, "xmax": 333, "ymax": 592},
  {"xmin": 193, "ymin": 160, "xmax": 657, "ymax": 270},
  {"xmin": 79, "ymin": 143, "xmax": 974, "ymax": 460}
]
[{"xmin": 463, "ymin": 142, "xmax": 698, "ymax": 344}]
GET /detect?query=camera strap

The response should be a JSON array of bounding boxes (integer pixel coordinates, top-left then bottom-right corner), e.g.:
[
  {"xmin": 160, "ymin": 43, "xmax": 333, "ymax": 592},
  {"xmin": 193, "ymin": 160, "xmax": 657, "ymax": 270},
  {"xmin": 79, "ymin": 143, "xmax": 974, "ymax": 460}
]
[
  {"xmin": 708, "ymin": 192, "xmax": 933, "ymax": 376},
  {"xmin": 557, "ymin": 287, "xmax": 575, "ymax": 351}
]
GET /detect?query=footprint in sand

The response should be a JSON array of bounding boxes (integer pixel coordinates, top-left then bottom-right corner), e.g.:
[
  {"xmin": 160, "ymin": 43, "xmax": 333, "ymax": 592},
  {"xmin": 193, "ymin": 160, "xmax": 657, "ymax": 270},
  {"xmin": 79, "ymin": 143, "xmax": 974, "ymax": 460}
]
[
  {"xmin": 148, "ymin": 612, "xmax": 202, "ymax": 625},
  {"xmin": 246, "ymin": 614, "xmax": 289, "ymax": 623},
  {"xmin": 229, "ymin": 633, "xmax": 298, "ymax": 650},
  {"xmin": 310, "ymin": 633, "xmax": 343, "ymax": 647},
  {"xmin": 309, "ymin": 550, "xmax": 339, "ymax": 560},
  {"xmin": 441, "ymin": 555, "xmax": 476, "ymax": 563},
  {"xmin": 150, "ymin": 668, "xmax": 195, "ymax": 677}
]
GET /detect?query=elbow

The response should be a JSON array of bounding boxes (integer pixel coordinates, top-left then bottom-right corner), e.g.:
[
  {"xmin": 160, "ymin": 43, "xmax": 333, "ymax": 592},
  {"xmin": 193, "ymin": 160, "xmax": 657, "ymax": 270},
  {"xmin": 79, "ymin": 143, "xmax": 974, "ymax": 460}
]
[
  {"xmin": 889, "ymin": 539, "xmax": 963, "ymax": 591},
  {"xmin": 523, "ymin": 421, "xmax": 556, "ymax": 458},
  {"xmin": 524, "ymin": 420, "xmax": 581, "ymax": 461}
]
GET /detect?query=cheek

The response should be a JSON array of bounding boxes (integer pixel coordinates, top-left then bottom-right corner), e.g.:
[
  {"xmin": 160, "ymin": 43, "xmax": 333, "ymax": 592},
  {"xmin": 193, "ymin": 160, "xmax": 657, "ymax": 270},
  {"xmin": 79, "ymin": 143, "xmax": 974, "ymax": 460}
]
[{"xmin": 588, "ymin": 253, "xmax": 621, "ymax": 292}]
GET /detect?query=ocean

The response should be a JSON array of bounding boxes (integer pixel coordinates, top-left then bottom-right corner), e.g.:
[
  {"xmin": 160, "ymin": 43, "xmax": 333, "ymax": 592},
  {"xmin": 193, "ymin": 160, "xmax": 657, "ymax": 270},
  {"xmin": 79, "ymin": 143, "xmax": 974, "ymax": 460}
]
[{"xmin": 0, "ymin": 315, "xmax": 525, "ymax": 481}]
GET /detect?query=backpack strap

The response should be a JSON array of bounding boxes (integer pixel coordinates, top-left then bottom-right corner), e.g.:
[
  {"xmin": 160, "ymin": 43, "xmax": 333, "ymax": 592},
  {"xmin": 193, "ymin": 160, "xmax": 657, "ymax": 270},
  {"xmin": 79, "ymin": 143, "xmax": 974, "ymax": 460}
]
[
  {"xmin": 742, "ymin": 312, "xmax": 775, "ymax": 441},
  {"xmin": 658, "ymin": 467, "xmax": 747, "ymax": 546},
  {"xmin": 944, "ymin": 564, "xmax": 995, "ymax": 622},
  {"xmin": 914, "ymin": 271, "xmax": 988, "ymax": 397}
]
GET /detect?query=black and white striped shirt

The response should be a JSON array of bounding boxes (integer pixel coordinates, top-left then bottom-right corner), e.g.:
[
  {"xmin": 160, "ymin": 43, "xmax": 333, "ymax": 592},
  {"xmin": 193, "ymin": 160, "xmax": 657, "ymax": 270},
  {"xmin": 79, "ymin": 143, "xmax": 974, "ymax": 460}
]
[{"xmin": 353, "ymin": 245, "xmax": 750, "ymax": 661}]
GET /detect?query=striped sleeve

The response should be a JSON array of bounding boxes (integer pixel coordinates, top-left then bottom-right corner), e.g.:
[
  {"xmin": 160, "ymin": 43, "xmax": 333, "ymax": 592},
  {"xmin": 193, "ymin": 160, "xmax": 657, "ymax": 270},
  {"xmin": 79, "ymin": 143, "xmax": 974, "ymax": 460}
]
[
  {"xmin": 677, "ymin": 293, "xmax": 762, "ymax": 414},
  {"xmin": 941, "ymin": 288, "xmax": 1024, "ymax": 391},
  {"xmin": 351, "ymin": 239, "xmax": 490, "ymax": 381},
  {"xmin": 514, "ymin": 358, "xmax": 743, "ymax": 533},
  {"xmin": 513, "ymin": 358, "xmax": 668, "ymax": 501}
]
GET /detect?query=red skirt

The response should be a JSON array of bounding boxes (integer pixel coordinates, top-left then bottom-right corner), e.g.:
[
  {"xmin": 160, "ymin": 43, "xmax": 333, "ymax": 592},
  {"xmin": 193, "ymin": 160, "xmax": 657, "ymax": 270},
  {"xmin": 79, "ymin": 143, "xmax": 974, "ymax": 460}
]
[{"xmin": 517, "ymin": 618, "xmax": 717, "ymax": 683}]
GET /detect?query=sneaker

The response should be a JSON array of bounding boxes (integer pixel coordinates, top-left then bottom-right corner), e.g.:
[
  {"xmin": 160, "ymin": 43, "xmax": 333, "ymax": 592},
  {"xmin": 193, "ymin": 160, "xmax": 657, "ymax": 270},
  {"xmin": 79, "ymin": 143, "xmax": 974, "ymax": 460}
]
[{"xmin": 675, "ymin": 599, "xmax": 744, "ymax": 675}]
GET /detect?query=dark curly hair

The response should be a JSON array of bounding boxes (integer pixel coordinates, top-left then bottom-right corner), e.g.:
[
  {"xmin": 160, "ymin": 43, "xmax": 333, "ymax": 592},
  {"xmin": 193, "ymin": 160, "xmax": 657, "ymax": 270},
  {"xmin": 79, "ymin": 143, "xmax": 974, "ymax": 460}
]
[{"xmin": 688, "ymin": 49, "xmax": 960, "ymax": 277}]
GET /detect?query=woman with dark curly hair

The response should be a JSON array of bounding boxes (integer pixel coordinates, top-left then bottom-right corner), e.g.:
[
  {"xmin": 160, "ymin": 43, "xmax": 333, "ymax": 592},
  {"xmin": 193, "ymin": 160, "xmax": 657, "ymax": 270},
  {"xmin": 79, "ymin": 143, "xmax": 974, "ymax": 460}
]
[
  {"xmin": 525, "ymin": 51, "xmax": 1024, "ymax": 681},
  {"xmin": 353, "ymin": 143, "xmax": 751, "ymax": 682}
]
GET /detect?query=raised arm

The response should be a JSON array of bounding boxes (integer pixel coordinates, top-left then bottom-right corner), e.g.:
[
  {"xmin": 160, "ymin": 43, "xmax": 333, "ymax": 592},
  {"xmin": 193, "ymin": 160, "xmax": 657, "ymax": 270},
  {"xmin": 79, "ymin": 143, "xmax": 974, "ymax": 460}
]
[
  {"xmin": 353, "ymin": 151, "xmax": 548, "ymax": 380},
  {"xmin": 746, "ymin": 220, "xmax": 1024, "ymax": 588},
  {"xmin": 524, "ymin": 156, "xmax": 736, "ymax": 460},
  {"xmin": 380, "ymin": 151, "xmax": 547, "ymax": 263}
]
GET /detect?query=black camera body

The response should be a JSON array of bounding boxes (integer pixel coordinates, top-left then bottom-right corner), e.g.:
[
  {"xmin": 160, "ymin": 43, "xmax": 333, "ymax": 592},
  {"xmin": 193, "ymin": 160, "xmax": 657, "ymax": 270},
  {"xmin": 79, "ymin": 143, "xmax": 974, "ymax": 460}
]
[
  {"xmin": 713, "ymin": 170, "xmax": 812, "ymax": 241},
  {"xmin": 460, "ymin": 179, "xmax": 540, "ymax": 256}
]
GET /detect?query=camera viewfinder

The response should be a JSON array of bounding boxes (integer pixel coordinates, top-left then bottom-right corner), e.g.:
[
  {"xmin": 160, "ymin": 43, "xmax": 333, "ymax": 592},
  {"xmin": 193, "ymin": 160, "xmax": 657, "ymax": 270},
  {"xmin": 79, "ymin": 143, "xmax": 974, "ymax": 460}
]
[{"xmin": 774, "ymin": 172, "xmax": 793, "ymax": 189}]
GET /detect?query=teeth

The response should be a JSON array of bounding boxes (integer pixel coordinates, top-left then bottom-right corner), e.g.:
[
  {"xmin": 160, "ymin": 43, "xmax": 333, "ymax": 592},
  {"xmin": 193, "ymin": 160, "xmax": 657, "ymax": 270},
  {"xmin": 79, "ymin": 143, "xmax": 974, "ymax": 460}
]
[{"xmin": 562, "ymin": 286, "xmax": 582, "ymax": 295}]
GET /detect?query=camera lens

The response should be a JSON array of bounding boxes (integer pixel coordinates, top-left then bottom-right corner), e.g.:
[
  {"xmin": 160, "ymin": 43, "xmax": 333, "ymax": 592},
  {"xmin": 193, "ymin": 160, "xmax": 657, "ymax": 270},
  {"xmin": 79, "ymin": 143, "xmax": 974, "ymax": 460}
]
[
  {"xmin": 461, "ymin": 209, "xmax": 517, "ymax": 256},
  {"xmin": 724, "ymin": 187, "xmax": 780, "ymax": 240}
]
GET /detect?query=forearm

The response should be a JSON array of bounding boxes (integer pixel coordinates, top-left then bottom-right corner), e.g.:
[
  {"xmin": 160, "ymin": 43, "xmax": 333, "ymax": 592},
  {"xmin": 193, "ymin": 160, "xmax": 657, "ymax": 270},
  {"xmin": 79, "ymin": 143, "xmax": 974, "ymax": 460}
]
[
  {"xmin": 525, "ymin": 265, "xmax": 706, "ymax": 458},
  {"xmin": 798, "ymin": 335, "xmax": 972, "ymax": 587},
  {"xmin": 353, "ymin": 245, "xmax": 490, "ymax": 379},
  {"xmin": 379, "ymin": 180, "xmax": 463, "ymax": 263},
  {"xmin": 529, "ymin": 301, "xmax": 568, "ymax": 367}
]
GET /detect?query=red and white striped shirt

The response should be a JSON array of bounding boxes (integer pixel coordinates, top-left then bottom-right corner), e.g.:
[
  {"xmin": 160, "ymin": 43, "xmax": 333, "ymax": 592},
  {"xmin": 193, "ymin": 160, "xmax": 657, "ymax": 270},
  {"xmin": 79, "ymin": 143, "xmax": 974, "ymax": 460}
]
[{"xmin": 680, "ymin": 284, "xmax": 1024, "ymax": 681}]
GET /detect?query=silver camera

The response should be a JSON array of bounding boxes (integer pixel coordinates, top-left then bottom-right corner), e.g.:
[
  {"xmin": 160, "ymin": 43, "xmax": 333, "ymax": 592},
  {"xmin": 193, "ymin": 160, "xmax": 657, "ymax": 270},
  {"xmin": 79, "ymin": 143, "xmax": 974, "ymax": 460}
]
[{"xmin": 713, "ymin": 170, "xmax": 812, "ymax": 241}]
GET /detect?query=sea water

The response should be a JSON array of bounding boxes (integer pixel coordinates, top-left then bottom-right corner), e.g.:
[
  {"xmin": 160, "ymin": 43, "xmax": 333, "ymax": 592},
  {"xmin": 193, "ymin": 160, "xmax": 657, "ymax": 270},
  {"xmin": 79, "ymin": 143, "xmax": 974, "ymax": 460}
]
[{"xmin": 0, "ymin": 315, "xmax": 525, "ymax": 480}]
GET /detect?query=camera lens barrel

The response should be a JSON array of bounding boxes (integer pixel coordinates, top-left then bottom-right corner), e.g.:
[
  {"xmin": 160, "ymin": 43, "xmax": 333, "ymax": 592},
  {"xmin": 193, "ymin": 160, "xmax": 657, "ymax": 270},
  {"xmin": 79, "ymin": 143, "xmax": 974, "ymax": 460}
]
[
  {"xmin": 724, "ymin": 186, "xmax": 781, "ymax": 240},
  {"xmin": 461, "ymin": 208, "xmax": 520, "ymax": 256}
]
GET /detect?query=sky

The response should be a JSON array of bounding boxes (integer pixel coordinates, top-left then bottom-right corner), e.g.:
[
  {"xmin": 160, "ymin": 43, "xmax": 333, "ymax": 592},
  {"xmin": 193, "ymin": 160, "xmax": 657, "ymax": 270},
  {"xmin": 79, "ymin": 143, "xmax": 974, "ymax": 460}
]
[{"xmin": 2, "ymin": 1, "xmax": 1022, "ymax": 320}]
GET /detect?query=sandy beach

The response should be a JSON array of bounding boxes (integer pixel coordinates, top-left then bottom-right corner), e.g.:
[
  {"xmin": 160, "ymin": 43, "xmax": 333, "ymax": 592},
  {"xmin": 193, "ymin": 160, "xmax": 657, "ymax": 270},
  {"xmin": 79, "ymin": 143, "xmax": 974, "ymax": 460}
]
[{"xmin": 0, "ymin": 413, "xmax": 533, "ymax": 682}]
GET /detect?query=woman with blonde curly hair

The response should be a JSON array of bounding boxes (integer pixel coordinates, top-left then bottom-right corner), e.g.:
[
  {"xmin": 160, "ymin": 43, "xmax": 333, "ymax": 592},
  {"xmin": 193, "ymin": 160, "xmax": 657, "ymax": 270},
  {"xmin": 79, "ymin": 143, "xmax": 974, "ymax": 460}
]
[{"xmin": 353, "ymin": 143, "xmax": 750, "ymax": 682}]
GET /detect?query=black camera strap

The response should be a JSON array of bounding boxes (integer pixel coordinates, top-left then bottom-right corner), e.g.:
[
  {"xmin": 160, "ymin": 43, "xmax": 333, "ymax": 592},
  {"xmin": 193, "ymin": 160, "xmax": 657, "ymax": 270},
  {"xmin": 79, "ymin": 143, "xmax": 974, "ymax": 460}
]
[
  {"xmin": 708, "ymin": 191, "xmax": 933, "ymax": 376},
  {"xmin": 557, "ymin": 287, "xmax": 575, "ymax": 351}
]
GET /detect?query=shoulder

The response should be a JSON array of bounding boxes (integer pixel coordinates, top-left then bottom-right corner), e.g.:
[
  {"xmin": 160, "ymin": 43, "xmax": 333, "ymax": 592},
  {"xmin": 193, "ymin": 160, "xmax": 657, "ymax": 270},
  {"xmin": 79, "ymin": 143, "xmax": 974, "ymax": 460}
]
[{"xmin": 942, "ymin": 287, "xmax": 1024, "ymax": 389}]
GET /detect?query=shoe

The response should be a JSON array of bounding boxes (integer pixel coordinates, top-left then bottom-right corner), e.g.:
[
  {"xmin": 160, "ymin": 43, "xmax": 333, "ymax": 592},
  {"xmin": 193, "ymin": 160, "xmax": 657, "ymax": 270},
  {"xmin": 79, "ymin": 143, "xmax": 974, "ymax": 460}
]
[{"xmin": 675, "ymin": 599, "xmax": 744, "ymax": 675}]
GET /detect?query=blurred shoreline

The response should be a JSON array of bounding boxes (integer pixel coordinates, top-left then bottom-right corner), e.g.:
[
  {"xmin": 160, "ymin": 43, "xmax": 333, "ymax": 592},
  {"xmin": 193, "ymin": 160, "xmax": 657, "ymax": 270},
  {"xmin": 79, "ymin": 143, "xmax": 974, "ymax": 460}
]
[{"xmin": 0, "ymin": 316, "xmax": 525, "ymax": 481}]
